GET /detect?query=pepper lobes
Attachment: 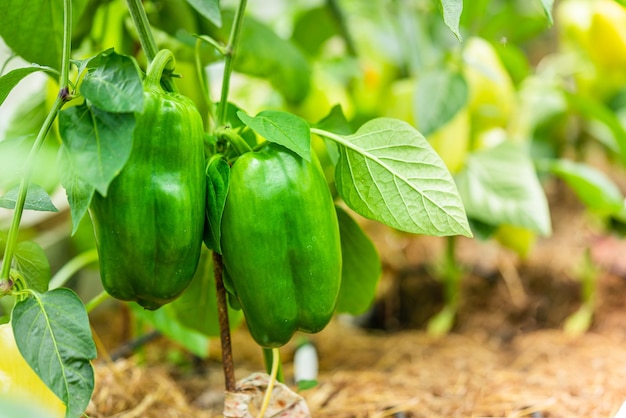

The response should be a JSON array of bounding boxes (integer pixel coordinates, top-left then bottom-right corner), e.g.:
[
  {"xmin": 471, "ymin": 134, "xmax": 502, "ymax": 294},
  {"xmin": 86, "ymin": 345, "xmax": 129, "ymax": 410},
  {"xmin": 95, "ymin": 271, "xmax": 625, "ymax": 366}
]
[
  {"xmin": 90, "ymin": 50, "xmax": 206, "ymax": 310},
  {"xmin": 220, "ymin": 142, "xmax": 342, "ymax": 348}
]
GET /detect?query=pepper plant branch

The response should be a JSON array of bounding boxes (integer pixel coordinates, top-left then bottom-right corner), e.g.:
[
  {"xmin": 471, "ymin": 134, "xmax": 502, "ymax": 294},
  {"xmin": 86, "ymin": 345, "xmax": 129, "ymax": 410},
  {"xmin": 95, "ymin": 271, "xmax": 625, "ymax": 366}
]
[
  {"xmin": 217, "ymin": 0, "xmax": 248, "ymax": 126},
  {"xmin": 49, "ymin": 249, "xmax": 99, "ymax": 290},
  {"xmin": 126, "ymin": 0, "xmax": 178, "ymax": 93},
  {"xmin": 60, "ymin": 0, "xmax": 72, "ymax": 92},
  {"xmin": 213, "ymin": 251, "xmax": 236, "ymax": 392},
  {"xmin": 310, "ymin": 127, "xmax": 355, "ymax": 150},
  {"xmin": 218, "ymin": 128, "xmax": 253, "ymax": 155},
  {"xmin": 0, "ymin": 0, "xmax": 74, "ymax": 285},
  {"xmin": 85, "ymin": 290, "xmax": 111, "ymax": 313},
  {"xmin": 0, "ymin": 97, "xmax": 64, "ymax": 284},
  {"xmin": 126, "ymin": 0, "xmax": 158, "ymax": 63},
  {"xmin": 194, "ymin": 38, "xmax": 216, "ymax": 125},
  {"xmin": 263, "ymin": 347, "xmax": 284, "ymax": 383},
  {"xmin": 257, "ymin": 348, "xmax": 280, "ymax": 418}
]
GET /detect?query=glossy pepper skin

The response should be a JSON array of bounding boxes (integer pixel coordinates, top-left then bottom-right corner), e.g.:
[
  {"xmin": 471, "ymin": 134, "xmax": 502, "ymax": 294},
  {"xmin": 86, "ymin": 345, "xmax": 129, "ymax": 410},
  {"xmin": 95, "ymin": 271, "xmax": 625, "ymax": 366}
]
[
  {"xmin": 90, "ymin": 50, "xmax": 205, "ymax": 310},
  {"xmin": 220, "ymin": 142, "xmax": 342, "ymax": 348}
]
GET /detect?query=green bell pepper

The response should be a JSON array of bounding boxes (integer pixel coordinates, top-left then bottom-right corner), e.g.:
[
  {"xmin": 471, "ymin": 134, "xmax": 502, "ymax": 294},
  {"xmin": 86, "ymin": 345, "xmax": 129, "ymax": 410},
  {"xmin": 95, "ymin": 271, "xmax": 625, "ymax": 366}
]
[
  {"xmin": 90, "ymin": 49, "xmax": 206, "ymax": 310},
  {"xmin": 220, "ymin": 142, "xmax": 342, "ymax": 348}
]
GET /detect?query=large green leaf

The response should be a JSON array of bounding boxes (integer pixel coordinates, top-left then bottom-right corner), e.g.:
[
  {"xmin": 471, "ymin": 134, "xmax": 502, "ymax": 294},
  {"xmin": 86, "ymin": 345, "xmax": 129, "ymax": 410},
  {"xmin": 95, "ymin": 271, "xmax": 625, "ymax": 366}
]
[
  {"xmin": 11, "ymin": 289, "xmax": 96, "ymax": 418},
  {"xmin": 415, "ymin": 70, "xmax": 468, "ymax": 136},
  {"xmin": 237, "ymin": 110, "xmax": 311, "ymax": 161},
  {"xmin": 455, "ymin": 141, "xmax": 552, "ymax": 235},
  {"xmin": 335, "ymin": 206, "xmax": 381, "ymax": 315},
  {"xmin": 440, "ymin": 0, "xmax": 463, "ymax": 41},
  {"xmin": 0, "ymin": 0, "xmax": 88, "ymax": 70},
  {"xmin": 550, "ymin": 159, "xmax": 624, "ymax": 216},
  {"xmin": 170, "ymin": 249, "xmax": 243, "ymax": 338},
  {"xmin": 14, "ymin": 241, "xmax": 51, "ymax": 293},
  {"xmin": 329, "ymin": 118, "xmax": 471, "ymax": 237},
  {"xmin": 58, "ymin": 103, "xmax": 135, "ymax": 196}
]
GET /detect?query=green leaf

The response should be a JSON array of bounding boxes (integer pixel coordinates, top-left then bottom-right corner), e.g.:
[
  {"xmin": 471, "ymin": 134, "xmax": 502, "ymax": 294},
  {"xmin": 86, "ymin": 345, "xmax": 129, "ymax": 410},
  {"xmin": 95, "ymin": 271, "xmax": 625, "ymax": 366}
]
[
  {"xmin": 170, "ymin": 248, "xmax": 243, "ymax": 338},
  {"xmin": 14, "ymin": 241, "xmax": 51, "ymax": 293},
  {"xmin": 219, "ymin": 11, "xmax": 311, "ymax": 103},
  {"xmin": 539, "ymin": 0, "xmax": 554, "ymax": 26},
  {"xmin": 238, "ymin": 110, "xmax": 311, "ymax": 161},
  {"xmin": 468, "ymin": 217, "xmax": 499, "ymax": 240},
  {"xmin": 415, "ymin": 70, "xmax": 468, "ymax": 136},
  {"xmin": 331, "ymin": 118, "xmax": 472, "ymax": 237},
  {"xmin": 58, "ymin": 102, "xmax": 135, "ymax": 195},
  {"xmin": 334, "ymin": 206, "xmax": 381, "ymax": 315},
  {"xmin": 440, "ymin": 0, "xmax": 463, "ymax": 41},
  {"xmin": 71, "ymin": 48, "xmax": 113, "ymax": 78},
  {"xmin": 57, "ymin": 146, "xmax": 95, "ymax": 235},
  {"xmin": 0, "ymin": 66, "xmax": 58, "ymax": 107},
  {"xmin": 455, "ymin": 141, "xmax": 552, "ymax": 236},
  {"xmin": 80, "ymin": 51, "xmax": 144, "ymax": 113},
  {"xmin": 550, "ymin": 159, "xmax": 624, "ymax": 216},
  {"xmin": 186, "ymin": 0, "xmax": 221, "ymax": 27},
  {"xmin": 203, "ymin": 156, "xmax": 230, "ymax": 253},
  {"xmin": 315, "ymin": 105, "xmax": 353, "ymax": 136},
  {"xmin": 291, "ymin": 6, "xmax": 339, "ymax": 56},
  {"xmin": 130, "ymin": 303, "xmax": 210, "ymax": 358},
  {"xmin": 0, "ymin": 184, "xmax": 58, "ymax": 212},
  {"xmin": 0, "ymin": 0, "xmax": 88, "ymax": 69},
  {"xmin": 11, "ymin": 288, "xmax": 96, "ymax": 418},
  {"xmin": 566, "ymin": 92, "xmax": 626, "ymax": 161}
]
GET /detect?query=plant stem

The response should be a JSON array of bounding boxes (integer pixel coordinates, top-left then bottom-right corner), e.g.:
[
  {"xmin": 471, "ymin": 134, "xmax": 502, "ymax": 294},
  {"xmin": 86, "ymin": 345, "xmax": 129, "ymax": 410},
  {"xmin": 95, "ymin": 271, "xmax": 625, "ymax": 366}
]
[
  {"xmin": 213, "ymin": 251, "xmax": 236, "ymax": 392},
  {"xmin": 0, "ymin": 97, "xmax": 64, "ymax": 284},
  {"xmin": 195, "ymin": 38, "xmax": 216, "ymax": 125},
  {"xmin": 126, "ymin": 0, "xmax": 178, "ymax": 93},
  {"xmin": 258, "ymin": 348, "xmax": 280, "ymax": 418},
  {"xmin": 218, "ymin": 128, "xmax": 253, "ymax": 155},
  {"xmin": 49, "ymin": 249, "xmax": 99, "ymax": 290},
  {"xmin": 85, "ymin": 290, "xmax": 111, "ymax": 313},
  {"xmin": 1, "ymin": 0, "xmax": 73, "ymax": 284},
  {"xmin": 217, "ymin": 0, "xmax": 248, "ymax": 126},
  {"xmin": 262, "ymin": 347, "xmax": 284, "ymax": 383},
  {"xmin": 443, "ymin": 236, "xmax": 460, "ymax": 311},
  {"xmin": 60, "ymin": 0, "xmax": 72, "ymax": 92},
  {"xmin": 126, "ymin": 0, "xmax": 158, "ymax": 63}
]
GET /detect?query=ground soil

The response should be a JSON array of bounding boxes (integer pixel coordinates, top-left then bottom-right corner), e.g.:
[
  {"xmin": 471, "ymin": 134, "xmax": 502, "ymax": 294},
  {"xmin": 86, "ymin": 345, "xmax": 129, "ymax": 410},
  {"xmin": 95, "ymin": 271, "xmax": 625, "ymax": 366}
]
[{"xmin": 86, "ymin": 182, "xmax": 626, "ymax": 418}]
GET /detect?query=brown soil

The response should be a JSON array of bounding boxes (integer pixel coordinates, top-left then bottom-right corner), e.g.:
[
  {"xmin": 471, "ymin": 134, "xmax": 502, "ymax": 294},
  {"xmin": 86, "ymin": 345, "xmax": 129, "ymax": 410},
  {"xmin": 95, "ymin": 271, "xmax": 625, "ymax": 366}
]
[{"xmin": 86, "ymin": 183, "xmax": 626, "ymax": 418}]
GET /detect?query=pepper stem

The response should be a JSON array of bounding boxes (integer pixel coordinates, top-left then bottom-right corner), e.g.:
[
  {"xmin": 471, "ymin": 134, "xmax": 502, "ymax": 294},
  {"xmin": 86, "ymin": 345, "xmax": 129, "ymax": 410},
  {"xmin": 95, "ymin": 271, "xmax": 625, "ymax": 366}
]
[{"xmin": 144, "ymin": 49, "xmax": 176, "ymax": 91}]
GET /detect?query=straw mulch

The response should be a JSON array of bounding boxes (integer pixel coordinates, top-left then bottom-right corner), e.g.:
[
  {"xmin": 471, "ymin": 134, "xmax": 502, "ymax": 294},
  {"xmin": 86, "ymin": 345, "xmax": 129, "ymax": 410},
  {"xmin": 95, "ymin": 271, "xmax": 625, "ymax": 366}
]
[
  {"xmin": 86, "ymin": 265, "xmax": 626, "ymax": 418},
  {"xmin": 86, "ymin": 185, "xmax": 626, "ymax": 417}
]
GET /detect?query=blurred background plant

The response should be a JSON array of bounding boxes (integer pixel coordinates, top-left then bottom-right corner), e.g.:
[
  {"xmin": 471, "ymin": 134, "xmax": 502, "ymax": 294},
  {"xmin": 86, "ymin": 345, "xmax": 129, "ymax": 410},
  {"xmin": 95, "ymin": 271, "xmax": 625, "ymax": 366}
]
[{"xmin": 2, "ymin": 0, "xmax": 626, "ymax": 357}]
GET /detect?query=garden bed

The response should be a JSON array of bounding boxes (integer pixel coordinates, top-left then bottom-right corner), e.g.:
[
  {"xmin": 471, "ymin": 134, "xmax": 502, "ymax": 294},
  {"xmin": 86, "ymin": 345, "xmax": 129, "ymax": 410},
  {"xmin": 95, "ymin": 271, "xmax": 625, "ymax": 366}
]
[{"xmin": 86, "ymin": 185, "xmax": 626, "ymax": 417}]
